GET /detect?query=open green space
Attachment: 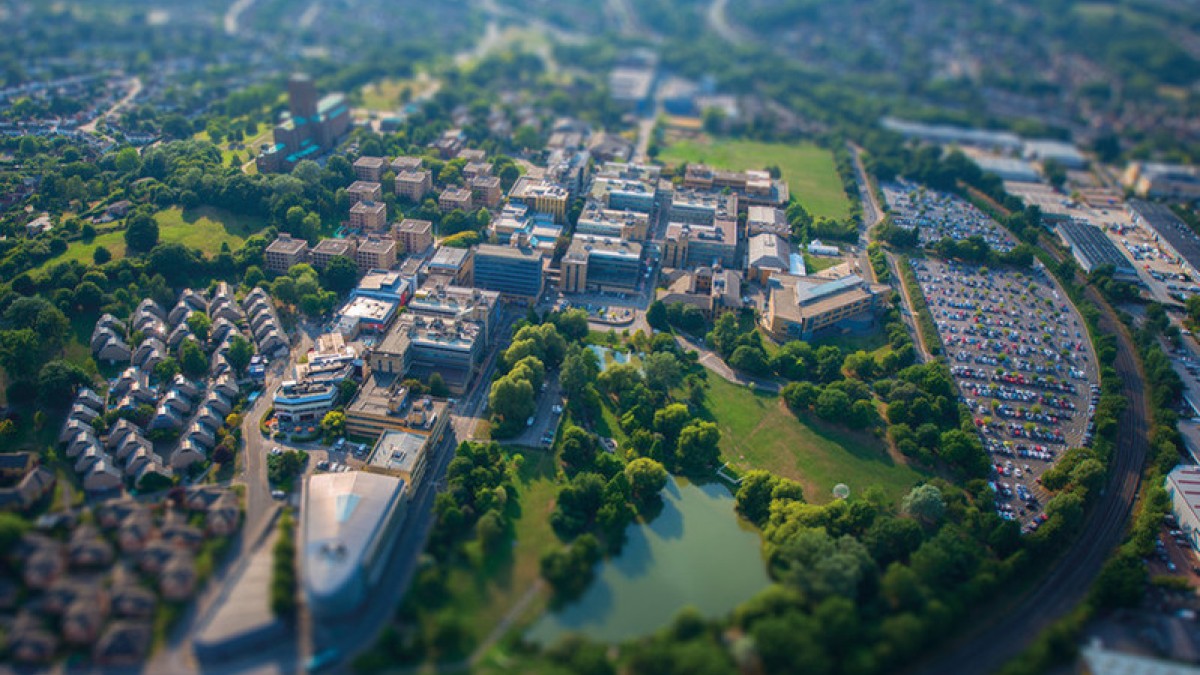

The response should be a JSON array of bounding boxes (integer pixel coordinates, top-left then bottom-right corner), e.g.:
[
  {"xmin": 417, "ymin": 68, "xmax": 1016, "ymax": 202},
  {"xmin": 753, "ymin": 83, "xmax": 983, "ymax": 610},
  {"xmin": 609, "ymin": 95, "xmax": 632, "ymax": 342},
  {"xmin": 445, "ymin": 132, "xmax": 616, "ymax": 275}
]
[
  {"xmin": 358, "ymin": 76, "xmax": 439, "ymax": 110},
  {"xmin": 430, "ymin": 447, "xmax": 559, "ymax": 646},
  {"xmin": 36, "ymin": 207, "xmax": 263, "ymax": 272},
  {"xmin": 658, "ymin": 139, "xmax": 851, "ymax": 220},
  {"xmin": 704, "ymin": 376, "xmax": 925, "ymax": 504}
]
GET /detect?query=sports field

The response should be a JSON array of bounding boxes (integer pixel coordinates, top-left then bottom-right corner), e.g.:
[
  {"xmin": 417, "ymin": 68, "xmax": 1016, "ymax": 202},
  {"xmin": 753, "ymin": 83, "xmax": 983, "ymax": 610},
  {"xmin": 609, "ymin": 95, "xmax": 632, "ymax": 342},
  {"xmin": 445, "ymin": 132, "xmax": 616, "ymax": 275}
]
[{"xmin": 658, "ymin": 139, "xmax": 851, "ymax": 220}]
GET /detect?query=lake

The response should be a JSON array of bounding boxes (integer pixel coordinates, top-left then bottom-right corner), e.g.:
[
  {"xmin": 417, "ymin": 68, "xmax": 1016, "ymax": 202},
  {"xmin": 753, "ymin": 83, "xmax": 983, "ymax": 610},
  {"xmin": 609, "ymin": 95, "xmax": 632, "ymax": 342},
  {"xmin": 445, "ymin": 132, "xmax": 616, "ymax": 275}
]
[{"xmin": 526, "ymin": 477, "xmax": 770, "ymax": 645}]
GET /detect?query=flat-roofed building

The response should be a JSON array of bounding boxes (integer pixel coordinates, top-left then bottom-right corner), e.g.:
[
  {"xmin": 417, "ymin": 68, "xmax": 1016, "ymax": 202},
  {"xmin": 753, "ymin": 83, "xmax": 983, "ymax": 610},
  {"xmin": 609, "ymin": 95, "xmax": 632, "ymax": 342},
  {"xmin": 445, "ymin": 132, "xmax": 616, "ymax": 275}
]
[
  {"xmin": 438, "ymin": 187, "xmax": 473, "ymax": 213},
  {"xmin": 657, "ymin": 267, "xmax": 743, "ymax": 319},
  {"xmin": 747, "ymin": 206, "xmax": 790, "ymax": 237},
  {"xmin": 1056, "ymin": 220, "xmax": 1139, "ymax": 282},
  {"xmin": 347, "ymin": 181, "xmax": 382, "ymax": 205},
  {"xmin": 1125, "ymin": 162, "xmax": 1200, "ymax": 200},
  {"xmin": 669, "ymin": 189, "xmax": 738, "ymax": 227},
  {"xmin": 349, "ymin": 200, "xmax": 387, "ymax": 233},
  {"xmin": 747, "ymin": 233, "xmax": 790, "ymax": 284},
  {"xmin": 354, "ymin": 269, "xmax": 412, "ymax": 305},
  {"xmin": 393, "ymin": 219, "xmax": 434, "ymax": 255},
  {"xmin": 576, "ymin": 202, "xmax": 649, "ymax": 240},
  {"xmin": 309, "ymin": 238, "xmax": 357, "ymax": 271},
  {"xmin": 663, "ymin": 217, "xmax": 738, "ymax": 269},
  {"xmin": 368, "ymin": 430, "xmax": 432, "ymax": 490},
  {"xmin": 1128, "ymin": 199, "xmax": 1200, "ymax": 278},
  {"xmin": 395, "ymin": 170, "xmax": 432, "ymax": 202},
  {"xmin": 681, "ymin": 164, "xmax": 788, "ymax": 208},
  {"xmin": 334, "ymin": 296, "xmax": 398, "ymax": 339},
  {"xmin": 352, "ymin": 156, "xmax": 388, "ymax": 182},
  {"xmin": 427, "ymin": 246, "xmax": 473, "ymax": 285},
  {"xmin": 591, "ymin": 176, "xmax": 658, "ymax": 214},
  {"xmin": 1166, "ymin": 464, "xmax": 1200, "ymax": 551},
  {"xmin": 265, "ymin": 234, "xmax": 309, "ymax": 274},
  {"xmin": 301, "ymin": 471, "xmax": 408, "ymax": 617},
  {"xmin": 762, "ymin": 274, "xmax": 886, "ymax": 341},
  {"xmin": 273, "ymin": 379, "xmax": 338, "ymax": 425},
  {"xmin": 408, "ymin": 280, "xmax": 499, "ymax": 340},
  {"xmin": 391, "ymin": 156, "xmax": 423, "ymax": 173},
  {"xmin": 355, "ymin": 237, "xmax": 397, "ymax": 272},
  {"xmin": 561, "ymin": 235, "xmax": 644, "ymax": 293},
  {"xmin": 463, "ymin": 162, "xmax": 492, "ymax": 181},
  {"xmin": 473, "ymin": 244, "xmax": 544, "ymax": 300},
  {"xmin": 470, "ymin": 176, "xmax": 503, "ymax": 209},
  {"xmin": 345, "ymin": 370, "xmax": 452, "ymax": 438},
  {"xmin": 509, "ymin": 177, "xmax": 569, "ymax": 223}
]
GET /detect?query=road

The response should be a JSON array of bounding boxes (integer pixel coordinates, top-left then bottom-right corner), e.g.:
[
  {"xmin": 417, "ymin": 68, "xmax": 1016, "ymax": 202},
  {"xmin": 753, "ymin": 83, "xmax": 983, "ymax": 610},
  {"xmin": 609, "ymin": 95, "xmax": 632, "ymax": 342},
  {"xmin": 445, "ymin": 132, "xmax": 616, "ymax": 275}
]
[
  {"xmin": 911, "ymin": 255, "xmax": 1151, "ymax": 675},
  {"xmin": 707, "ymin": 0, "xmax": 749, "ymax": 46},
  {"xmin": 79, "ymin": 76, "xmax": 142, "ymax": 140},
  {"xmin": 675, "ymin": 333, "xmax": 782, "ymax": 393},
  {"xmin": 224, "ymin": 0, "xmax": 258, "ymax": 36}
]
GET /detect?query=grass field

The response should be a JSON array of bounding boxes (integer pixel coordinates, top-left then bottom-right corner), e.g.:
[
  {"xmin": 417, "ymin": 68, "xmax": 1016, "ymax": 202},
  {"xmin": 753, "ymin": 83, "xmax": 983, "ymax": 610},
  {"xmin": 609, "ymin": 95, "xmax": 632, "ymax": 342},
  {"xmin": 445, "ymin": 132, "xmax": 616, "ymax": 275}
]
[
  {"xmin": 704, "ymin": 376, "xmax": 925, "ymax": 505},
  {"xmin": 434, "ymin": 447, "xmax": 559, "ymax": 647},
  {"xmin": 658, "ymin": 139, "xmax": 850, "ymax": 220},
  {"xmin": 38, "ymin": 207, "xmax": 264, "ymax": 271}
]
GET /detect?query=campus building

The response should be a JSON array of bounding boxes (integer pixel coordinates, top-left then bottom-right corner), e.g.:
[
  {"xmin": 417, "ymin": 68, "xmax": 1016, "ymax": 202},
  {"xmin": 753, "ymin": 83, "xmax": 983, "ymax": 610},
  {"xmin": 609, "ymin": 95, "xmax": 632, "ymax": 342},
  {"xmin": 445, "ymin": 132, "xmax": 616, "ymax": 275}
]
[
  {"xmin": 256, "ymin": 74, "xmax": 351, "ymax": 173},
  {"xmin": 747, "ymin": 233, "xmax": 790, "ymax": 284},
  {"xmin": 427, "ymin": 247, "xmax": 473, "ymax": 285},
  {"xmin": 309, "ymin": 238, "xmax": 357, "ymax": 271},
  {"xmin": 367, "ymin": 430, "xmax": 433, "ymax": 490},
  {"xmin": 349, "ymin": 200, "xmax": 387, "ymax": 233},
  {"xmin": 473, "ymin": 244, "xmax": 544, "ymax": 300},
  {"xmin": 407, "ymin": 280, "xmax": 500, "ymax": 341},
  {"xmin": 762, "ymin": 274, "xmax": 887, "ymax": 340},
  {"xmin": 347, "ymin": 181, "xmax": 383, "ymax": 205},
  {"xmin": 576, "ymin": 203, "xmax": 650, "ymax": 241},
  {"xmin": 438, "ymin": 187, "xmax": 473, "ymax": 213},
  {"xmin": 561, "ymin": 236, "xmax": 644, "ymax": 294},
  {"xmin": 353, "ymin": 156, "xmax": 388, "ymax": 183},
  {"xmin": 396, "ymin": 170, "xmax": 432, "ymax": 202},
  {"xmin": 657, "ymin": 267, "xmax": 743, "ymax": 320},
  {"xmin": 301, "ymin": 471, "xmax": 408, "ymax": 617},
  {"xmin": 355, "ymin": 237, "xmax": 397, "ymax": 272},
  {"xmin": 509, "ymin": 177, "xmax": 569, "ymax": 223},
  {"xmin": 662, "ymin": 218, "xmax": 738, "ymax": 269},
  {"xmin": 345, "ymin": 372, "xmax": 452, "ymax": 439},
  {"xmin": 394, "ymin": 219, "xmax": 434, "ymax": 255},
  {"xmin": 272, "ymin": 380, "xmax": 338, "ymax": 426},
  {"xmin": 264, "ymin": 234, "xmax": 309, "ymax": 274}
]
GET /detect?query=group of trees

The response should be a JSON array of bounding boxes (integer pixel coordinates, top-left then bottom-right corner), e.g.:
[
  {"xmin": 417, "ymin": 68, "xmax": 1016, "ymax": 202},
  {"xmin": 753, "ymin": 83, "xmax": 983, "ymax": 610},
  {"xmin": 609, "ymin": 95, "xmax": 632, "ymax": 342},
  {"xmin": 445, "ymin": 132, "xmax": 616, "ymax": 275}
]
[
  {"xmin": 488, "ymin": 321, "xmax": 566, "ymax": 437},
  {"xmin": 269, "ymin": 262, "xmax": 340, "ymax": 317},
  {"xmin": 270, "ymin": 511, "xmax": 297, "ymax": 617}
]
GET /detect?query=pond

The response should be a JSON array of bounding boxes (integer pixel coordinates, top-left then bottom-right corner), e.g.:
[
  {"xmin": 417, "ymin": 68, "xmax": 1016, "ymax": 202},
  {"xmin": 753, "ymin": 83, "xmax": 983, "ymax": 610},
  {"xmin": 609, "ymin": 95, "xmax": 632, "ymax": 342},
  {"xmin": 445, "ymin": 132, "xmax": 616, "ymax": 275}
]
[
  {"xmin": 588, "ymin": 345, "xmax": 631, "ymax": 373},
  {"xmin": 526, "ymin": 477, "xmax": 770, "ymax": 645}
]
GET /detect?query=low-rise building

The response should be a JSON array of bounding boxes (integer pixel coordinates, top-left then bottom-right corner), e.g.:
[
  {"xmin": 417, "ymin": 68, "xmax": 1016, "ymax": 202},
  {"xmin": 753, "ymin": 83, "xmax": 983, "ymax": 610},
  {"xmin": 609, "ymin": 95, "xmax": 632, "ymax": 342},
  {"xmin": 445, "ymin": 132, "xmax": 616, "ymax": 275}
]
[
  {"xmin": 355, "ymin": 237, "xmax": 397, "ymax": 272},
  {"xmin": 352, "ymin": 156, "xmax": 388, "ymax": 182},
  {"xmin": 473, "ymin": 244, "xmax": 544, "ymax": 300},
  {"xmin": 391, "ymin": 156, "xmax": 423, "ymax": 173},
  {"xmin": 1125, "ymin": 162, "xmax": 1200, "ymax": 201},
  {"xmin": 682, "ymin": 164, "xmax": 788, "ymax": 207},
  {"xmin": 345, "ymin": 371, "xmax": 452, "ymax": 438},
  {"xmin": 349, "ymin": 200, "xmax": 387, "ymax": 233},
  {"xmin": 395, "ymin": 170, "xmax": 432, "ymax": 202},
  {"xmin": 470, "ymin": 176, "xmax": 503, "ymax": 209},
  {"xmin": 273, "ymin": 380, "xmax": 338, "ymax": 426},
  {"xmin": 301, "ymin": 471, "xmax": 408, "ymax": 617},
  {"xmin": 347, "ymin": 181, "xmax": 383, "ymax": 205},
  {"xmin": 438, "ymin": 187, "xmax": 473, "ymax": 213},
  {"xmin": 393, "ymin": 219, "xmax": 434, "ymax": 255},
  {"xmin": 509, "ymin": 177, "xmax": 569, "ymax": 223},
  {"xmin": 265, "ymin": 234, "xmax": 309, "ymax": 274},
  {"xmin": 1056, "ymin": 220, "xmax": 1139, "ymax": 282},
  {"xmin": 747, "ymin": 233, "xmax": 790, "ymax": 284},
  {"xmin": 1167, "ymin": 465, "xmax": 1200, "ymax": 551},
  {"xmin": 427, "ymin": 246, "xmax": 473, "ymax": 285},
  {"xmin": 762, "ymin": 274, "xmax": 886, "ymax": 341},
  {"xmin": 354, "ymin": 269, "xmax": 412, "ymax": 305},
  {"xmin": 408, "ymin": 280, "xmax": 500, "ymax": 341},
  {"xmin": 309, "ymin": 238, "xmax": 357, "ymax": 271},
  {"xmin": 657, "ymin": 267, "xmax": 743, "ymax": 320},
  {"xmin": 367, "ymin": 430, "xmax": 433, "ymax": 491},
  {"xmin": 662, "ymin": 218, "xmax": 738, "ymax": 270},
  {"xmin": 747, "ymin": 206, "xmax": 790, "ymax": 237},
  {"xmin": 807, "ymin": 240, "xmax": 840, "ymax": 257},
  {"xmin": 334, "ymin": 295, "xmax": 398, "ymax": 339},
  {"xmin": 561, "ymin": 235, "xmax": 644, "ymax": 294},
  {"xmin": 576, "ymin": 203, "xmax": 649, "ymax": 240}
]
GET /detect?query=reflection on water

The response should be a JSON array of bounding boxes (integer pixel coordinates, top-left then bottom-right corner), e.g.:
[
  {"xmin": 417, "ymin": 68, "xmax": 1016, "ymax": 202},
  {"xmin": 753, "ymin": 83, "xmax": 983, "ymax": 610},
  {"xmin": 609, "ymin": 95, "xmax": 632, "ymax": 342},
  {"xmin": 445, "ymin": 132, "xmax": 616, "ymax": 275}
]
[{"xmin": 526, "ymin": 476, "xmax": 770, "ymax": 644}]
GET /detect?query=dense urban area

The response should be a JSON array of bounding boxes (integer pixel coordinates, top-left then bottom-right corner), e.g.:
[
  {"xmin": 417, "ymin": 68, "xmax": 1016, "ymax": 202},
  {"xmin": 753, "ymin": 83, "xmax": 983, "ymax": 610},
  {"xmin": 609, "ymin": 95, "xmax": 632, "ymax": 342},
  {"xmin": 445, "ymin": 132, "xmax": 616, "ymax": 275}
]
[{"xmin": 3, "ymin": 0, "xmax": 1200, "ymax": 673}]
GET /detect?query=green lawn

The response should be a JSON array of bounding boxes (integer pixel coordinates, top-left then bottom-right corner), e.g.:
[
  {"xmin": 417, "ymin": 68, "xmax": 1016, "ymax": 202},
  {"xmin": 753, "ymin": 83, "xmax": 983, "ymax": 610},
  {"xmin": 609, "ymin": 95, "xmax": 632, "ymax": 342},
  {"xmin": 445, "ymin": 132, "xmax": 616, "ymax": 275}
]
[
  {"xmin": 804, "ymin": 252, "xmax": 842, "ymax": 273},
  {"xmin": 434, "ymin": 447, "xmax": 559, "ymax": 646},
  {"xmin": 704, "ymin": 376, "xmax": 925, "ymax": 505},
  {"xmin": 358, "ymin": 76, "xmax": 438, "ymax": 111},
  {"xmin": 39, "ymin": 206, "xmax": 263, "ymax": 270},
  {"xmin": 658, "ymin": 139, "xmax": 850, "ymax": 220}
]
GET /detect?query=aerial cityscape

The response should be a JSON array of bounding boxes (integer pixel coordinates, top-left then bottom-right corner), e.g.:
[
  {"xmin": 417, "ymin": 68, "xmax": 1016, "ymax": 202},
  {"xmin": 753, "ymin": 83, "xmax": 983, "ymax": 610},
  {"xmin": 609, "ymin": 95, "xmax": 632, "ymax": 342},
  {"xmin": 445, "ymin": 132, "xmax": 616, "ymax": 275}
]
[{"xmin": 2, "ymin": 0, "xmax": 1200, "ymax": 673}]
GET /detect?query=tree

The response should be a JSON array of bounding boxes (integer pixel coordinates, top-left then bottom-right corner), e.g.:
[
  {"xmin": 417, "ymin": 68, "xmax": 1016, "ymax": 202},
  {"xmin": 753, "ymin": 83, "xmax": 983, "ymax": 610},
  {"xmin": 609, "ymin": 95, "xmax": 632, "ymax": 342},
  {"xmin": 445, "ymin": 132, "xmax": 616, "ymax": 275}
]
[
  {"xmin": 73, "ymin": 281, "xmax": 105, "ymax": 311},
  {"xmin": 186, "ymin": 312, "xmax": 212, "ymax": 342},
  {"xmin": 321, "ymin": 410, "xmax": 345, "ymax": 438},
  {"xmin": 561, "ymin": 347, "xmax": 600, "ymax": 397},
  {"xmin": 323, "ymin": 255, "xmax": 359, "ymax": 295},
  {"xmin": 179, "ymin": 339, "xmax": 208, "ymax": 378},
  {"xmin": 654, "ymin": 403, "xmax": 692, "ymax": 449},
  {"xmin": 36, "ymin": 360, "xmax": 90, "ymax": 407},
  {"xmin": 476, "ymin": 510, "xmax": 506, "ymax": 555},
  {"xmin": 901, "ymin": 484, "xmax": 945, "ymax": 526},
  {"xmin": 0, "ymin": 512, "xmax": 30, "ymax": 552},
  {"xmin": 625, "ymin": 457, "xmax": 668, "ymax": 505},
  {"xmin": 153, "ymin": 357, "xmax": 180, "ymax": 383},
  {"xmin": 92, "ymin": 246, "xmax": 112, "ymax": 265},
  {"xmin": 272, "ymin": 276, "xmax": 298, "ymax": 305},
  {"xmin": 647, "ymin": 300, "xmax": 669, "ymax": 331},
  {"xmin": 114, "ymin": 147, "xmax": 141, "ymax": 174},
  {"xmin": 560, "ymin": 426, "xmax": 599, "ymax": 472},
  {"xmin": 489, "ymin": 374, "xmax": 536, "ymax": 433},
  {"xmin": 429, "ymin": 372, "xmax": 449, "ymax": 397},
  {"xmin": 227, "ymin": 335, "xmax": 254, "ymax": 374},
  {"xmin": 643, "ymin": 351, "xmax": 683, "ymax": 392},
  {"xmin": 124, "ymin": 210, "xmax": 159, "ymax": 253},
  {"xmin": 554, "ymin": 309, "xmax": 590, "ymax": 341},
  {"xmin": 676, "ymin": 421, "xmax": 720, "ymax": 473}
]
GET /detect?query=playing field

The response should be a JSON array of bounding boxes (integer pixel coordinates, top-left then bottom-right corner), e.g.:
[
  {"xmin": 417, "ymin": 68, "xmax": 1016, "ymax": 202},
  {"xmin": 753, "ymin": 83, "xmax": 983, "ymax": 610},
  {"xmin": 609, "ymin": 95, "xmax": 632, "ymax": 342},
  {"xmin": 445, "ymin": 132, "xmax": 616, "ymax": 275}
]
[
  {"xmin": 40, "ymin": 207, "xmax": 262, "ymax": 271},
  {"xmin": 658, "ymin": 139, "xmax": 851, "ymax": 220},
  {"xmin": 705, "ymin": 377, "xmax": 925, "ymax": 505}
]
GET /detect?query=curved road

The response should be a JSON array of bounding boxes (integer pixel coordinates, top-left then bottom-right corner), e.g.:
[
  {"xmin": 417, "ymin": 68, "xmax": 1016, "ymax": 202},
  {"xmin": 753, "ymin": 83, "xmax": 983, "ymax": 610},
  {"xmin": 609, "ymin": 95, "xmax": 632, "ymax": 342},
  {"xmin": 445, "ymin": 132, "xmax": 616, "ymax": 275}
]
[{"xmin": 913, "ymin": 265, "xmax": 1149, "ymax": 675}]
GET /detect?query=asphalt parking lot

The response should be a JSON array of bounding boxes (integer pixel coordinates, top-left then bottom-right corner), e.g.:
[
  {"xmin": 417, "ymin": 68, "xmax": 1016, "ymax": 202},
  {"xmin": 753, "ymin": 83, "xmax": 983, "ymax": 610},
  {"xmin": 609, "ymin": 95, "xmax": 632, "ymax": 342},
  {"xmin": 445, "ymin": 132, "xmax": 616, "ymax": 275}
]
[
  {"xmin": 913, "ymin": 258, "xmax": 1101, "ymax": 530},
  {"xmin": 884, "ymin": 181, "xmax": 1017, "ymax": 253}
]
